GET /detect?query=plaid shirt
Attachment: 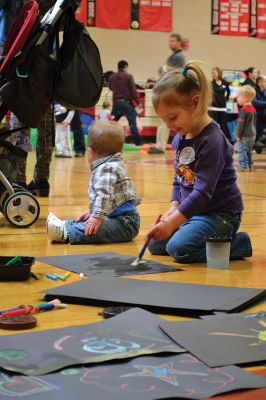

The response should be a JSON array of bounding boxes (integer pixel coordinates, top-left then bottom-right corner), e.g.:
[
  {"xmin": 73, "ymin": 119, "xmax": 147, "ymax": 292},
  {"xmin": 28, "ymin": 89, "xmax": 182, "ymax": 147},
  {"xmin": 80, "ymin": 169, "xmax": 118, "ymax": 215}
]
[{"xmin": 89, "ymin": 153, "xmax": 138, "ymax": 218}]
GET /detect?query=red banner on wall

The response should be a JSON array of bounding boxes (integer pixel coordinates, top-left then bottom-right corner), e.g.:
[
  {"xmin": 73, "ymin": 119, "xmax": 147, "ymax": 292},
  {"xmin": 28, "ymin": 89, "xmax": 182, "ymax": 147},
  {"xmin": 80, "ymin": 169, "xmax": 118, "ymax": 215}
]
[
  {"xmin": 216, "ymin": 0, "xmax": 266, "ymax": 38},
  {"xmin": 139, "ymin": 0, "xmax": 172, "ymax": 32},
  {"xmin": 257, "ymin": 0, "xmax": 266, "ymax": 37},
  {"xmin": 249, "ymin": 0, "xmax": 257, "ymax": 36},
  {"xmin": 211, "ymin": 0, "xmax": 220, "ymax": 34},
  {"xmin": 95, "ymin": 0, "xmax": 131, "ymax": 29},
  {"xmin": 87, "ymin": 1, "xmax": 96, "ymax": 27},
  {"xmin": 219, "ymin": 0, "xmax": 250, "ymax": 36},
  {"xmin": 75, "ymin": 0, "xmax": 87, "ymax": 24}
]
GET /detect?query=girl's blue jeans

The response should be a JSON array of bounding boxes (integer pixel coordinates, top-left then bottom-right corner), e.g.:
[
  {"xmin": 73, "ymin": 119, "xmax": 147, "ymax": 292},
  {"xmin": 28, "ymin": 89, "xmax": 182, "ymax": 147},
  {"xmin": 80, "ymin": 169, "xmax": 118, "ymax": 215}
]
[
  {"xmin": 65, "ymin": 212, "xmax": 140, "ymax": 244},
  {"xmin": 148, "ymin": 212, "xmax": 252, "ymax": 263}
]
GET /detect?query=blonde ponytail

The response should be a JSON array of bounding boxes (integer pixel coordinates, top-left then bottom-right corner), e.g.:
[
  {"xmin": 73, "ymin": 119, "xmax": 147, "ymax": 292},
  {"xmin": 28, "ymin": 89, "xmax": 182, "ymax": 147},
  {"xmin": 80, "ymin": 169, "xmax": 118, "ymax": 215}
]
[{"xmin": 152, "ymin": 61, "xmax": 212, "ymax": 121}]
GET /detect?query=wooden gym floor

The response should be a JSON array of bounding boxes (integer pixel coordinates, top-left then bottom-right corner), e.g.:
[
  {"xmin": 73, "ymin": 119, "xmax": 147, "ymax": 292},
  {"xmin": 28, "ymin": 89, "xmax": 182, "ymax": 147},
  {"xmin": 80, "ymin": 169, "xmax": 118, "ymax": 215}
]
[
  {"xmin": 0, "ymin": 147, "xmax": 266, "ymax": 400},
  {"xmin": 0, "ymin": 148, "xmax": 266, "ymax": 333}
]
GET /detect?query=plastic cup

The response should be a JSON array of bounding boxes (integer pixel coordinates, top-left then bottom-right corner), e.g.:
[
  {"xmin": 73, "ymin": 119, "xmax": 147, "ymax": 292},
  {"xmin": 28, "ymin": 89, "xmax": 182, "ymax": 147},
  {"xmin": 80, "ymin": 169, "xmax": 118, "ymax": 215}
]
[{"xmin": 206, "ymin": 237, "xmax": 232, "ymax": 269}]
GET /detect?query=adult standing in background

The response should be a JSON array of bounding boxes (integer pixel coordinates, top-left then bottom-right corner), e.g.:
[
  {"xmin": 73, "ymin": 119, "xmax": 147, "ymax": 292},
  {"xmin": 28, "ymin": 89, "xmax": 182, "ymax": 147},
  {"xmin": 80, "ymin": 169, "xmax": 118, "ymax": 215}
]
[
  {"xmin": 209, "ymin": 67, "xmax": 230, "ymax": 137},
  {"xmin": 161, "ymin": 33, "xmax": 186, "ymax": 73},
  {"xmin": 242, "ymin": 67, "xmax": 259, "ymax": 89},
  {"xmin": 148, "ymin": 33, "xmax": 187, "ymax": 154},
  {"xmin": 109, "ymin": 60, "xmax": 143, "ymax": 146},
  {"xmin": 253, "ymin": 75, "xmax": 266, "ymax": 149},
  {"xmin": 71, "ymin": 110, "xmax": 86, "ymax": 157}
]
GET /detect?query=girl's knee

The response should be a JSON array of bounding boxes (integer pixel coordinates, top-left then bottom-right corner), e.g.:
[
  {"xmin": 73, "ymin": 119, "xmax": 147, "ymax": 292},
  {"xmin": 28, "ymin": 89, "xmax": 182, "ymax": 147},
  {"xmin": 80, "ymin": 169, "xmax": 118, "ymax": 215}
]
[
  {"xmin": 148, "ymin": 240, "xmax": 168, "ymax": 256},
  {"xmin": 166, "ymin": 241, "xmax": 184, "ymax": 261},
  {"xmin": 166, "ymin": 240, "xmax": 195, "ymax": 263}
]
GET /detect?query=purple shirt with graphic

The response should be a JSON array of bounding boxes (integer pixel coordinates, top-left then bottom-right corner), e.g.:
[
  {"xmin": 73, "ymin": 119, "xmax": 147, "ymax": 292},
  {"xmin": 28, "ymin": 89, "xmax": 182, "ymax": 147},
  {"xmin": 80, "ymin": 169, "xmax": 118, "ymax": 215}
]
[{"xmin": 171, "ymin": 121, "xmax": 243, "ymax": 219}]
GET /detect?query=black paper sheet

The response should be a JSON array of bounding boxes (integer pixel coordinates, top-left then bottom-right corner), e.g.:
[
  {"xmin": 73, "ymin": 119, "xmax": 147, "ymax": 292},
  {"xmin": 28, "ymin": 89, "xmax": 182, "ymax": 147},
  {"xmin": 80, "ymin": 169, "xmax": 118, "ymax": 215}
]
[
  {"xmin": 37, "ymin": 252, "xmax": 182, "ymax": 277},
  {"xmin": 201, "ymin": 311, "xmax": 266, "ymax": 320},
  {"xmin": 0, "ymin": 354, "xmax": 265, "ymax": 400},
  {"xmin": 0, "ymin": 308, "xmax": 183, "ymax": 375},
  {"xmin": 44, "ymin": 277, "xmax": 266, "ymax": 315},
  {"xmin": 160, "ymin": 317, "xmax": 266, "ymax": 367}
]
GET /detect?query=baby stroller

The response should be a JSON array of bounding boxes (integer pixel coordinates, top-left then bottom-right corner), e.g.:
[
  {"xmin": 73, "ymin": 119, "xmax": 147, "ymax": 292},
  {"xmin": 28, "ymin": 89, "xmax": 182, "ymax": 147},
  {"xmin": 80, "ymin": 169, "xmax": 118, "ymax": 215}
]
[
  {"xmin": 0, "ymin": 1, "xmax": 42, "ymax": 227},
  {"xmin": 0, "ymin": 0, "xmax": 102, "ymax": 226},
  {"xmin": 0, "ymin": 0, "xmax": 102, "ymax": 127},
  {"xmin": 0, "ymin": 128, "xmax": 40, "ymax": 227}
]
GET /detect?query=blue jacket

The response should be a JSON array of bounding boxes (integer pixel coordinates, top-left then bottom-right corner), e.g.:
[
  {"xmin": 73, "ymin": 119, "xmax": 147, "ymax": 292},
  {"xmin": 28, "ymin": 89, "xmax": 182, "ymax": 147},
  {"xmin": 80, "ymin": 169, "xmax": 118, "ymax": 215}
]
[{"xmin": 253, "ymin": 89, "xmax": 266, "ymax": 117}]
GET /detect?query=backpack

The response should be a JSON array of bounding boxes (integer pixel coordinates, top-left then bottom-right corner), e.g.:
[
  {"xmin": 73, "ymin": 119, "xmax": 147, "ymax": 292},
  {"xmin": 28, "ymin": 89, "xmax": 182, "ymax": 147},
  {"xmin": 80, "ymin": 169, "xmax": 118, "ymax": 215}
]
[{"xmin": 0, "ymin": 0, "xmax": 103, "ymax": 128}]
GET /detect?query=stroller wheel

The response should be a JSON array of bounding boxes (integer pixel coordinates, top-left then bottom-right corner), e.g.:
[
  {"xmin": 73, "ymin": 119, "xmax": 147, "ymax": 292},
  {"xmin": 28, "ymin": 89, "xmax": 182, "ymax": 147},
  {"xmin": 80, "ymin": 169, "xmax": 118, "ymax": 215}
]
[
  {"xmin": 0, "ymin": 184, "xmax": 28, "ymax": 212},
  {"xmin": 3, "ymin": 191, "xmax": 40, "ymax": 228}
]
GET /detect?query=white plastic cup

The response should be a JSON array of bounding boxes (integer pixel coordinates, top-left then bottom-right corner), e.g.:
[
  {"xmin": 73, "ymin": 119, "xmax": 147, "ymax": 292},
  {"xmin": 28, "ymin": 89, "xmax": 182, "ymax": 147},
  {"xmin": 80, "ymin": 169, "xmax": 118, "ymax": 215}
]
[{"xmin": 206, "ymin": 237, "xmax": 232, "ymax": 269}]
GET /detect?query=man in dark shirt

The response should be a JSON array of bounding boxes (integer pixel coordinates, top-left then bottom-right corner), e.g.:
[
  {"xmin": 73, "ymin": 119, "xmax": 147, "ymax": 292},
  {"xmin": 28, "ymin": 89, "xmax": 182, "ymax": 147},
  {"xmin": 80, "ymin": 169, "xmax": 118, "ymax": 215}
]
[{"xmin": 109, "ymin": 60, "xmax": 143, "ymax": 146}]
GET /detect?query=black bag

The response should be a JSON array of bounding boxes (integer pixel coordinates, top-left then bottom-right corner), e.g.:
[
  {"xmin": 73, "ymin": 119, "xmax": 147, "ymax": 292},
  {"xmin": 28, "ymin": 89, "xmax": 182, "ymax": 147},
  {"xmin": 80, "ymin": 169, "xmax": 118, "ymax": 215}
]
[
  {"xmin": 0, "ymin": 38, "xmax": 55, "ymax": 127},
  {"xmin": 54, "ymin": 15, "xmax": 103, "ymax": 109}
]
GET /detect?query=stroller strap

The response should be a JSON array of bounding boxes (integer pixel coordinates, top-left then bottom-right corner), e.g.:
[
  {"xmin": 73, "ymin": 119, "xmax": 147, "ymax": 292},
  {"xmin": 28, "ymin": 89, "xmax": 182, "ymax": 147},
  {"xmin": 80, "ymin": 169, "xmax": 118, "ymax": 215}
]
[
  {"xmin": 0, "ymin": 125, "xmax": 28, "ymax": 138},
  {"xmin": 0, "ymin": 138, "xmax": 27, "ymax": 158}
]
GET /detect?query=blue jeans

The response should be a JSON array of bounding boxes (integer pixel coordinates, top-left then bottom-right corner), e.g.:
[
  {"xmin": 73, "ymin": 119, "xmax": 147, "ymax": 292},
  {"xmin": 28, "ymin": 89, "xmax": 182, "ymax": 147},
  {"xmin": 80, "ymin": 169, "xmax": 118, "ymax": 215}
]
[
  {"xmin": 112, "ymin": 100, "xmax": 142, "ymax": 145},
  {"xmin": 237, "ymin": 138, "xmax": 254, "ymax": 169},
  {"xmin": 65, "ymin": 212, "xmax": 140, "ymax": 244},
  {"xmin": 148, "ymin": 212, "xmax": 252, "ymax": 263}
]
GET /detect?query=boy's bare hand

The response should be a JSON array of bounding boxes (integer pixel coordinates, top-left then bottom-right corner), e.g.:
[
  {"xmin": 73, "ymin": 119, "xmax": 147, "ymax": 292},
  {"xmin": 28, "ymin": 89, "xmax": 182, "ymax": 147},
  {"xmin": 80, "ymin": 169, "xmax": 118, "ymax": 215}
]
[
  {"xmin": 76, "ymin": 211, "xmax": 90, "ymax": 222},
  {"xmin": 85, "ymin": 217, "xmax": 103, "ymax": 235}
]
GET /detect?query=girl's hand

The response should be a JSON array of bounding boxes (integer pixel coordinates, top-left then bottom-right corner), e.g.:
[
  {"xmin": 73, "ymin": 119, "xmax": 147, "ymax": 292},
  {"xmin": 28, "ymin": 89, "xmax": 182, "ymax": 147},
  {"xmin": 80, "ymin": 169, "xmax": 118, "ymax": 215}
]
[
  {"xmin": 147, "ymin": 220, "xmax": 174, "ymax": 241},
  {"xmin": 85, "ymin": 217, "xmax": 103, "ymax": 235},
  {"xmin": 76, "ymin": 211, "xmax": 90, "ymax": 222},
  {"xmin": 147, "ymin": 208, "xmax": 186, "ymax": 241}
]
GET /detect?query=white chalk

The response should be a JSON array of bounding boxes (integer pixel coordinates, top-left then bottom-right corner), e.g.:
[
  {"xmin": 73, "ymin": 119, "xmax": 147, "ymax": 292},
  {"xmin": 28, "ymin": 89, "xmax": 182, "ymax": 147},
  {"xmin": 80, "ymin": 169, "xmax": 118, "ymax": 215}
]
[{"xmin": 80, "ymin": 273, "xmax": 86, "ymax": 280}]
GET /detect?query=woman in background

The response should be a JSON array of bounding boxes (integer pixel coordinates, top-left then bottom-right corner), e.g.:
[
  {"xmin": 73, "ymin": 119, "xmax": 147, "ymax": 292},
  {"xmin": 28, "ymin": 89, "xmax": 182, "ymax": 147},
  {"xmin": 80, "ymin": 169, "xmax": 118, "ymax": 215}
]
[
  {"xmin": 242, "ymin": 67, "xmax": 259, "ymax": 89},
  {"xmin": 210, "ymin": 67, "xmax": 230, "ymax": 137}
]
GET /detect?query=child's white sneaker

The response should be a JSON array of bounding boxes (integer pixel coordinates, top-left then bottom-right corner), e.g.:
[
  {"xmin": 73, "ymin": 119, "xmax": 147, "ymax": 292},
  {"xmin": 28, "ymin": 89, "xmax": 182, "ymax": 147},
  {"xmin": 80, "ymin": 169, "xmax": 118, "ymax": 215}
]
[{"xmin": 46, "ymin": 212, "xmax": 67, "ymax": 242}]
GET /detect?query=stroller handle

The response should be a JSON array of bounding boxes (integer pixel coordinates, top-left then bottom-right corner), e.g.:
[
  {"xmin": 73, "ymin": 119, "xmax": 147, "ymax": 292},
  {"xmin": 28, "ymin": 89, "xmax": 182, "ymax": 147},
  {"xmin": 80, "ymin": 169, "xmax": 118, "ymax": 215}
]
[
  {"xmin": 38, "ymin": 0, "xmax": 79, "ymax": 45},
  {"xmin": 41, "ymin": 0, "xmax": 79, "ymax": 27}
]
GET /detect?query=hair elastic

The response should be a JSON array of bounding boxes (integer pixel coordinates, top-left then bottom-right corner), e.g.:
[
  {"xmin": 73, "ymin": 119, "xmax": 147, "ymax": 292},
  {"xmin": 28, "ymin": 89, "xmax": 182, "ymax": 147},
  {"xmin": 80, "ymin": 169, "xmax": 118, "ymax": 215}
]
[{"xmin": 181, "ymin": 68, "xmax": 187, "ymax": 76}]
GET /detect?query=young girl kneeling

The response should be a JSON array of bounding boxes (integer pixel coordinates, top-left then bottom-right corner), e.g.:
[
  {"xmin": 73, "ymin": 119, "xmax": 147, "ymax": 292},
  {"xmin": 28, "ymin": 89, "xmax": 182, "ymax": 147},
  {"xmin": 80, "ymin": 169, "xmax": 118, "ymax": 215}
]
[{"xmin": 147, "ymin": 62, "xmax": 252, "ymax": 263}]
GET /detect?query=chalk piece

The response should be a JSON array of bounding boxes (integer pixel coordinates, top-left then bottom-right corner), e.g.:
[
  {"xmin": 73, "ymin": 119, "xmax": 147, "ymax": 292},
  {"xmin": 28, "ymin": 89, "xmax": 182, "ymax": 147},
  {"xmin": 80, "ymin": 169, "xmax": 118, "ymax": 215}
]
[
  {"xmin": 79, "ymin": 273, "xmax": 86, "ymax": 280},
  {"xmin": 45, "ymin": 273, "xmax": 58, "ymax": 281},
  {"xmin": 54, "ymin": 273, "xmax": 66, "ymax": 281},
  {"xmin": 31, "ymin": 272, "xmax": 40, "ymax": 280}
]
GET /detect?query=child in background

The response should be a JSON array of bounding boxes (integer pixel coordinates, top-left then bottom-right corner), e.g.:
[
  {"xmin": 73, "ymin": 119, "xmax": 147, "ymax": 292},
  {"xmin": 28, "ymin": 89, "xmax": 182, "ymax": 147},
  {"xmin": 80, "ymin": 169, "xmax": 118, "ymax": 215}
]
[
  {"xmin": 46, "ymin": 121, "xmax": 140, "ymax": 244},
  {"xmin": 97, "ymin": 101, "xmax": 113, "ymax": 121},
  {"xmin": 234, "ymin": 85, "xmax": 257, "ymax": 171},
  {"xmin": 147, "ymin": 61, "xmax": 252, "ymax": 263},
  {"xmin": 54, "ymin": 103, "xmax": 74, "ymax": 158}
]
